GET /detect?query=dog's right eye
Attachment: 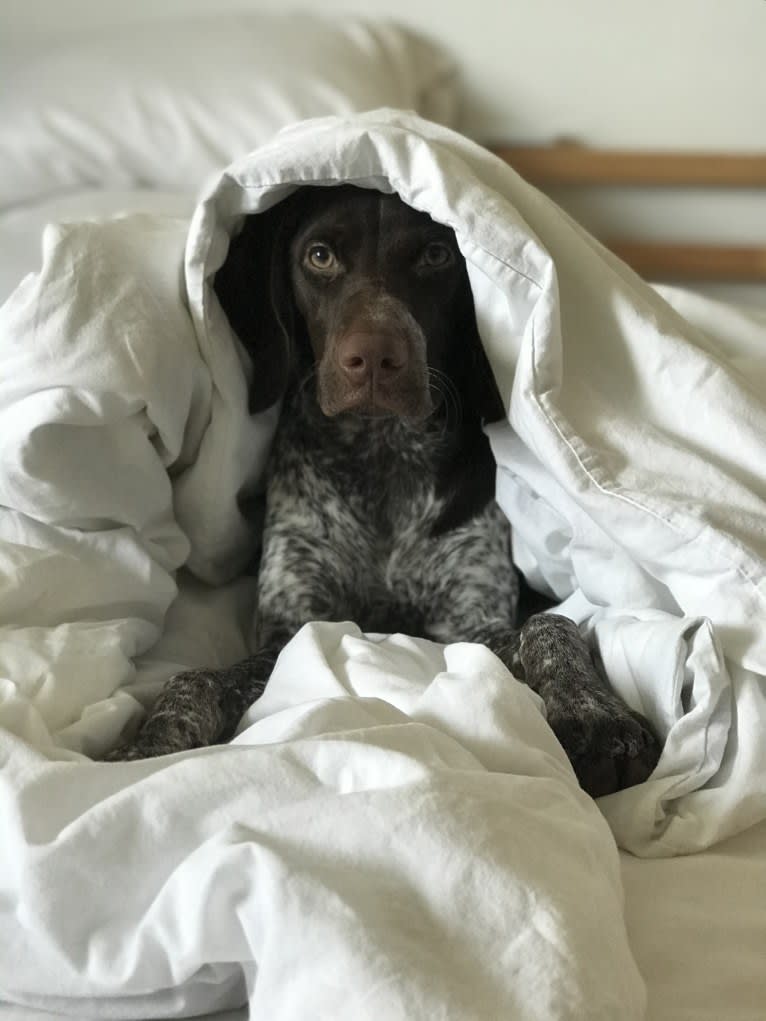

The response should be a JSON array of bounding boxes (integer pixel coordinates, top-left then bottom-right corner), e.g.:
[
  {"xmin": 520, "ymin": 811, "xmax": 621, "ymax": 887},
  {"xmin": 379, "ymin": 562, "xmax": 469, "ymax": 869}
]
[{"xmin": 305, "ymin": 244, "xmax": 338, "ymax": 272}]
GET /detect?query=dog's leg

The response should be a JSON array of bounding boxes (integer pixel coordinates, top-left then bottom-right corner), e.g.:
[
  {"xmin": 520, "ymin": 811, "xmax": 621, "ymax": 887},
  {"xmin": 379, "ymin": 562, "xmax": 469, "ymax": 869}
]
[
  {"xmin": 440, "ymin": 611, "xmax": 659, "ymax": 797},
  {"xmin": 104, "ymin": 590, "xmax": 331, "ymax": 760},
  {"xmin": 105, "ymin": 528, "xmax": 362, "ymax": 761},
  {"xmin": 501, "ymin": 613, "xmax": 660, "ymax": 797},
  {"xmin": 103, "ymin": 643, "xmax": 281, "ymax": 761},
  {"xmin": 407, "ymin": 503, "xmax": 660, "ymax": 796}
]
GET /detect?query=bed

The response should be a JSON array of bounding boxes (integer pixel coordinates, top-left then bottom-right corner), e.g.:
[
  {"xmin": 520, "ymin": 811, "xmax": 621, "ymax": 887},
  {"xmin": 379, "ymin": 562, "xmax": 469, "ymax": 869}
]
[{"xmin": 1, "ymin": 11, "xmax": 765, "ymax": 1021}]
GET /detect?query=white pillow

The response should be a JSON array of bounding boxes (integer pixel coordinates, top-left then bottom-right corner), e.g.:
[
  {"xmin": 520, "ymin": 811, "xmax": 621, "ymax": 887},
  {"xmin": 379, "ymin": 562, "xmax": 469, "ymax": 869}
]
[{"xmin": 0, "ymin": 13, "xmax": 457, "ymax": 209}]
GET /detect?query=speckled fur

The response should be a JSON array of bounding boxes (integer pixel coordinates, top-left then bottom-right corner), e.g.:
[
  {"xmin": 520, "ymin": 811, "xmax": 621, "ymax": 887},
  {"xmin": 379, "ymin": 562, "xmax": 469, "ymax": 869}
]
[{"xmin": 106, "ymin": 187, "xmax": 660, "ymax": 797}]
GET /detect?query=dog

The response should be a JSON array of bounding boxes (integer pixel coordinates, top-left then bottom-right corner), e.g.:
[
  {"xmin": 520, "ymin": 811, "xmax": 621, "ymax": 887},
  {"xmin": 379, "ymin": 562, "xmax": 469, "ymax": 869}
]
[{"xmin": 106, "ymin": 184, "xmax": 661, "ymax": 797}]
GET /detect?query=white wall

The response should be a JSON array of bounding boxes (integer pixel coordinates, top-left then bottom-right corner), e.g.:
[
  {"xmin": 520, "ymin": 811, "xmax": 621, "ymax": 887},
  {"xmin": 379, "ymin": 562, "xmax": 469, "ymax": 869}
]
[
  {"xmin": 5, "ymin": 0, "xmax": 765, "ymax": 148},
  {"xmin": 4, "ymin": 0, "xmax": 765, "ymax": 304}
]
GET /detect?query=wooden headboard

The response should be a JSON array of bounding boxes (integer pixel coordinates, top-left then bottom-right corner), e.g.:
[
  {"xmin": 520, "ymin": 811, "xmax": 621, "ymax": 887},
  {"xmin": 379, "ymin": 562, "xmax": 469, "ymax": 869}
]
[{"xmin": 491, "ymin": 145, "xmax": 766, "ymax": 283}]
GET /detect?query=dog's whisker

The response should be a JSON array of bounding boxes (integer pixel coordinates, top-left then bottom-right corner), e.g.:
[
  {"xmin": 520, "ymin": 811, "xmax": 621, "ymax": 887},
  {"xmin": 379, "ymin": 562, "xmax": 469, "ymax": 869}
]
[
  {"xmin": 296, "ymin": 365, "xmax": 318, "ymax": 397},
  {"xmin": 427, "ymin": 386, "xmax": 453, "ymax": 441},
  {"xmin": 427, "ymin": 368, "xmax": 462, "ymax": 432}
]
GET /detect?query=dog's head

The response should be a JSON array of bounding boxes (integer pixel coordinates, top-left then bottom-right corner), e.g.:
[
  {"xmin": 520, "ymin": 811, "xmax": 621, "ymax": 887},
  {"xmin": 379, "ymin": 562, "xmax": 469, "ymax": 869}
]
[{"xmin": 215, "ymin": 185, "xmax": 503, "ymax": 423}]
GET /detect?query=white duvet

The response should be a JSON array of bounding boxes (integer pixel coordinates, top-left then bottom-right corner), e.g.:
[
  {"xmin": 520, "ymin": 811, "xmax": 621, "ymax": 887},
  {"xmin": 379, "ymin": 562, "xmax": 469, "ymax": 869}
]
[{"xmin": 1, "ymin": 110, "xmax": 765, "ymax": 1019}]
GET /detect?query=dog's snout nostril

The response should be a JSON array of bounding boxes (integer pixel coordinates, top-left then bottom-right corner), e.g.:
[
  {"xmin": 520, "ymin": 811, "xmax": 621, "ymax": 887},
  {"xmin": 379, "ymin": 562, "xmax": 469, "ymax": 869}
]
[{"xmin": 338, "ymin": 332, "xmax": 408, "ymax": 383}]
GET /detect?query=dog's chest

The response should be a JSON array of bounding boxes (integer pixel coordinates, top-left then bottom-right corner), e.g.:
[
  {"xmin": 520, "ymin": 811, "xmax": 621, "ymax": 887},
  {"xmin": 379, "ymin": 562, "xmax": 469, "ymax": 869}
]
[
  {"xmin": 278, "ymin": 420, "xmax": 446, "ymax": 537},
  {"xmin": 266, "ymin": 415, "xmax": 448, "ymax": 588},
  {"xmin": 262, "ymin": 400, "xmax": 506, "ymax": 634}
]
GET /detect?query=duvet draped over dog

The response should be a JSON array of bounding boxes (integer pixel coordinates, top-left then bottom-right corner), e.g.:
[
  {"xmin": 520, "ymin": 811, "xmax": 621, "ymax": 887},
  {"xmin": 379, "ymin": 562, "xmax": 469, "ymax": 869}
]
[{"xmin": 1, "ymin": 110, "xmax": 764, "ymax": 1018}]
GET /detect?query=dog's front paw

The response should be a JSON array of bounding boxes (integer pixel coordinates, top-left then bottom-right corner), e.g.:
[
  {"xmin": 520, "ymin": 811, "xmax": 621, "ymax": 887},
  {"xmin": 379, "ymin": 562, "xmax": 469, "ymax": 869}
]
[
  {"xmin": 101, "ymin": 720, "xmax": 182, "ymax": 761},
  {"xmin": 101, "ymin": 666, "xmax": 232, "ymax": 762},
  {"xmin": 547, "ymin": 689, "xmax": 661, "ymax": 798},
  {"xmin": 102, "ymin": 741, "xmax": 151, "ymax": 763}
]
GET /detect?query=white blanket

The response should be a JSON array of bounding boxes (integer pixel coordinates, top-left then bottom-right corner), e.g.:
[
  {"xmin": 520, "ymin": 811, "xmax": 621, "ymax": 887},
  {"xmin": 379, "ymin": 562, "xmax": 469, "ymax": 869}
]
[{"xmin": 1, "ymin": 109, "xmax": 765, "ymax": 1017}]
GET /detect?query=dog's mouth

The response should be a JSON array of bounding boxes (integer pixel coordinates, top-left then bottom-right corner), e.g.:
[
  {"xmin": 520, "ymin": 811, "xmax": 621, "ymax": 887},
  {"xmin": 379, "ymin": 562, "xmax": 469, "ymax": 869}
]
[{"xmin": 319, "ymin": 383, "xmax": 434, "ymax": 421}]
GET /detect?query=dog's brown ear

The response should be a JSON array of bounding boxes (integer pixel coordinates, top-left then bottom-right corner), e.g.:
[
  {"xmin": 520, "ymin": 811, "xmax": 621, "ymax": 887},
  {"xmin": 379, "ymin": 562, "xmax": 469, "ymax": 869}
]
[{"xmin": 214, "ymin": 197, "xmax": 301, "ymax": 413}]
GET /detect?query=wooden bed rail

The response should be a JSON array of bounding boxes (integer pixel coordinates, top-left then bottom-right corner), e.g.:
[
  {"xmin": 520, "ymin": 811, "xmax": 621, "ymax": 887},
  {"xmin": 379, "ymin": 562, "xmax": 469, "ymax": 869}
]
[
  {"xmin": 490, "ymin": 144, "xmax": 766, "ymax": 281},
  {"xmin": 606, "ymin": 242, "xmax": 766, "ymax": 282},
  {"xmin": 490, "ymin": 146, "xmax": 766, "ymax": 188}
]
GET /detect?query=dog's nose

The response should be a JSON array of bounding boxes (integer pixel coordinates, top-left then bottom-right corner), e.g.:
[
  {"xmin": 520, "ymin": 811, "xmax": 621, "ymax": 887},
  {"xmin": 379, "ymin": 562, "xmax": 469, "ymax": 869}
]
[{"xmin": 337, "ymin": 332, "xmax": 408, "ymax": 385}]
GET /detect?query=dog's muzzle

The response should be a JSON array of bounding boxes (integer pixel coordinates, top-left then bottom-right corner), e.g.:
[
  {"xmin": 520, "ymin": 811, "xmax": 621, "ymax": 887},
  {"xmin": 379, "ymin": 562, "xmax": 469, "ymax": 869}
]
[{"xmin": 318, "ymin": 294, "xmax": 432, "ymax": 419}]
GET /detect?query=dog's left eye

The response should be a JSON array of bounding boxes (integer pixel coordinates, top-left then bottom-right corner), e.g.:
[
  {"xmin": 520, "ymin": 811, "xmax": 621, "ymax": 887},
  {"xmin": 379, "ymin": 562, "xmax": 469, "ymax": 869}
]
[
  {"xmin": 419, "ymin": 242, "xmax": 453, "ymax": 269},
  {"xmin": 306, "ymin": 244, "xmax": 338, "ymax": 272}
]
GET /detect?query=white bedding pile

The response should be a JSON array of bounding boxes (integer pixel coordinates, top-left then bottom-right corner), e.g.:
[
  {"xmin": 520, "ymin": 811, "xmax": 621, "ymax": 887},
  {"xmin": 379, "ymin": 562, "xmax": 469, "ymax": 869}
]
[{"xmin": 1, "ymin": 109, "xmax": 765, "ymax": 1018}]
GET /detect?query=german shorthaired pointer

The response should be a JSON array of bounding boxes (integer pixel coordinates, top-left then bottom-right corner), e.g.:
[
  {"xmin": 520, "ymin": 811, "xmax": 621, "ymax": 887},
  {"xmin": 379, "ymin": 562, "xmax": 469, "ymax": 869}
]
[{"xmin": 107, "ymin": 185, "xmax": 661, "ymax": 797}]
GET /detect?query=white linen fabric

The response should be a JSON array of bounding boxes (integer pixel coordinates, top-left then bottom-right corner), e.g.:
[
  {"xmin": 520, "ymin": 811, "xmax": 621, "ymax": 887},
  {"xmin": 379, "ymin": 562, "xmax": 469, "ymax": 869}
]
[
  {"xmin": 0, "ymin": 14, "xmax": 456, "ymax": 210},
  {"xmin": 0, "ymin": 622, "xmax": 645, "ymax": 1019},
  {"xmin": 0, "ymin": 108, "xmax": 765, "ymax": 1016},
  {"xmin": 620, "ymin": 816, "xmax": 766, "ymax": 1020},
  {"xmin": 0, "ymin": 190, "xmax": 196, "ymax": 304}
]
